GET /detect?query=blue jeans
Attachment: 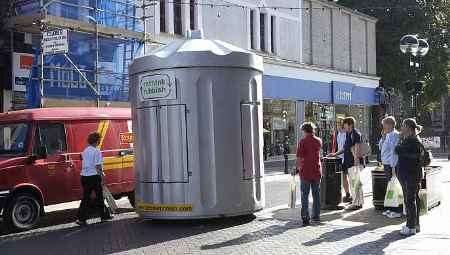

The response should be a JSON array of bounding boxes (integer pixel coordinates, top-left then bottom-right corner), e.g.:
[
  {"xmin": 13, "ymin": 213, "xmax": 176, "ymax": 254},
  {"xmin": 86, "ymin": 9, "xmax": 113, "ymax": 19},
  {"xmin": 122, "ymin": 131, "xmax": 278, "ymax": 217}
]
[{"xmin": 300, "ymin": 179, "xmax": 321, "ymax": 220}]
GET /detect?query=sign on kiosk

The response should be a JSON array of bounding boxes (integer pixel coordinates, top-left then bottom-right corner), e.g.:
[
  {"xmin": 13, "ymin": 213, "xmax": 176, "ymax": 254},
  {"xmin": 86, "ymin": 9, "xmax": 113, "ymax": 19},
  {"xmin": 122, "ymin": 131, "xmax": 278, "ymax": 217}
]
[
  {"xmin": 139, "ymin": 73, "xmax": 176, "ymax": 101},
  {"xmin": 42, "ymin": 29, "xmax": 69, "ymax": 55}
]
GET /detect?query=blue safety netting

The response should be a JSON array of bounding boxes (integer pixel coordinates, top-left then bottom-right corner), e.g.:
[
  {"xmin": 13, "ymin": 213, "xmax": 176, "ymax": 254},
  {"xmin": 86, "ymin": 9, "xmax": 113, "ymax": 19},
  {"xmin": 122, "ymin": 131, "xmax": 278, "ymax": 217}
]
[
  {"xmin": 27, "ymin": 30, "xmax": 141, "ymax": 103},
  {"xmin": 14, "ymin": 0, "xmax": 144, "ymax": 32},
  {"xmin": 14, "ymin": 0, "xmax": 144, "ymax": 103}
]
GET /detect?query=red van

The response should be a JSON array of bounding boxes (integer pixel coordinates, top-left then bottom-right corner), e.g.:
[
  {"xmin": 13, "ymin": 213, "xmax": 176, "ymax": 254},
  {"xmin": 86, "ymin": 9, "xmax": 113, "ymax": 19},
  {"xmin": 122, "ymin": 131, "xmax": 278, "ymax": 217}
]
[{"xmin": 0, "ymin": 108, "xmax": 134, "ymax": 231}]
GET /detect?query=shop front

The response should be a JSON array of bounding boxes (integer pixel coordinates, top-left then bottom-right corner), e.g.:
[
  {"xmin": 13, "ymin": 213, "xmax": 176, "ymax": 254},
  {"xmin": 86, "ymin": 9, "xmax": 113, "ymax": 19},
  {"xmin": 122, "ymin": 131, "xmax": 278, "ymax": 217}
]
[{"xmin": 261, "ymin": 64, "xmax": 380, "ymax": 164}]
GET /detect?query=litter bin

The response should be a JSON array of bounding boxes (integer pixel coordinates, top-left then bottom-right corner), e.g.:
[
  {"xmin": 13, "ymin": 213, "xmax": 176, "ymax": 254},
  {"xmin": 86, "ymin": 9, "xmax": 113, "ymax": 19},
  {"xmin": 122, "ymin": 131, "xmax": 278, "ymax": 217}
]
[
  {"xmin": 371, "ymin": 167, "xmax": 387, "ymax": 210},
  {"xmin": 320, "ymin": 157, "xmax": 342, "ymax": 210}
]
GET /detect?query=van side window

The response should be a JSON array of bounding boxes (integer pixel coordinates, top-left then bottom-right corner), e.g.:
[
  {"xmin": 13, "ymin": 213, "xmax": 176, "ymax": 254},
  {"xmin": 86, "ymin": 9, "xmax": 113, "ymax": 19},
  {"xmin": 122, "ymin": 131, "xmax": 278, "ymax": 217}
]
[{"xmin": 35, "ymin": 123, "xmax": 67, "ymax": 155}]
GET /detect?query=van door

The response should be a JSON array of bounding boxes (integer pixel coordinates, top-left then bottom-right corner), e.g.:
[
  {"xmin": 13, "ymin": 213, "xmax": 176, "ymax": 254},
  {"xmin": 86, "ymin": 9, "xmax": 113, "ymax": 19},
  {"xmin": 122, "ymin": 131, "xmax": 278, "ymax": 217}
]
[{"xmin": 32, "ymin": 122, "xmax": 72, "ymax": 204}]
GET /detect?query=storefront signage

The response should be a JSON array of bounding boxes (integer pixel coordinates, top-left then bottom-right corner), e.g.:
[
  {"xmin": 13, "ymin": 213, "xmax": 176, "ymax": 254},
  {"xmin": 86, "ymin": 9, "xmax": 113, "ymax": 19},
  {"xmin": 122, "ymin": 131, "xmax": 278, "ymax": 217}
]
[
  {"xmin": 43, "ymin": 29, "xmax": 69, "ymax": 54},
  {"xmin": 332, "ymin": 81, "xmax": 354, "ymax": 105},
  {"xmin": 139, "ymin": 73, "xmax": 176, "ymax": 101},
  {"xmin": 12, "ymin": 52, "xmax": 33, "ymax": 92}
]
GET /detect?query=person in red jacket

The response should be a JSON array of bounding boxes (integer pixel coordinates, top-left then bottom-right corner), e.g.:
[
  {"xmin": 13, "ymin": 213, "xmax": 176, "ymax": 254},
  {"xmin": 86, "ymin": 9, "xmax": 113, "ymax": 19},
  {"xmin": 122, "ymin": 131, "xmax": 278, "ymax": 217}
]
[{"xmin": 297, "ymin": 122, "xmax": 322, "ymax": 225}]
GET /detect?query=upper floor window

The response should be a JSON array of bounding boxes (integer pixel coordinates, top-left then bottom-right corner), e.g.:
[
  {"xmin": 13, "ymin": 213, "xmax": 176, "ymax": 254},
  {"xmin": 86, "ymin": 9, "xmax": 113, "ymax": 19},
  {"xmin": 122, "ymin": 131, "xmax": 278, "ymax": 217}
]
[
  {"xmin": 271, "ymin": 15, "xmax": 275, "ymax": 53},
  {"xmin": 160, "ymin": 0, "xmax": 166, "ymax": 33},
  {"xmin": 260, "ymin": 13, "xmax": 266, "ymax": 51},
  {"xmin": 190, "ymin": 0, "xmax": 195, "ymax": 30},
  {"xmin": 250, "ymin": 10, "xmax": 255, "ymax": 49},
  {"xmin": 174, "ymin": 0, "xmax": 182, "ymax": 35}
]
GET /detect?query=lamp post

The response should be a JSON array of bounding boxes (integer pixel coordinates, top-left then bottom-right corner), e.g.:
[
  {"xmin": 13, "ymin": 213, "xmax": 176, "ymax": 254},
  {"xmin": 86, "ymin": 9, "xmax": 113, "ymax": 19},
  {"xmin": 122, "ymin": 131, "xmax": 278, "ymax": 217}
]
[{"xmin": 399, "ymin": 35, "xmax": 429, "ymax": 117}]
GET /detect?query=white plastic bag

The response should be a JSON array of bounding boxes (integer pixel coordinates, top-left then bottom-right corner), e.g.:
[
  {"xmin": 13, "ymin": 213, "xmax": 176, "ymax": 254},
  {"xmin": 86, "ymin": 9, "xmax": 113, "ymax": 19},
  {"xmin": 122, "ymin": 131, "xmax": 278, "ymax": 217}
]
[
  {"xmin": 348, "ymin": 166, "xmax": 364, "ymax": 207},
  {"xmin": 384, "ymin": 176, "xmax": 403, "ymax": 208},
  {"xmin": 288, "ymin": 174, "xmax": 297, "ymax": 208}
]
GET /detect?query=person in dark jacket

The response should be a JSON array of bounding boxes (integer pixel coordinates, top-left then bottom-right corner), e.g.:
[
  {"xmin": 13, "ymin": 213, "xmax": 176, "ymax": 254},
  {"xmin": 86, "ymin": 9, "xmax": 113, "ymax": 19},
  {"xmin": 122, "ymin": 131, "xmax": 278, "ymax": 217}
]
[
  {"xmin": 296, "ymin": 122, "xmax": 322, "ymax": 225},
  {"xmin": 395, "ymin": 118, "xmax": 423, "ymax": 236}
]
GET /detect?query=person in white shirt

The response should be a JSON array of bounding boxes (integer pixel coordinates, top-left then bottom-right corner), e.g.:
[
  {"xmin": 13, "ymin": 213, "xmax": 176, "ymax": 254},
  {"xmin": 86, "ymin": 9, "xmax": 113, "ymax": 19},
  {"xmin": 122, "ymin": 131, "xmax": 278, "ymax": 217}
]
[
  {"xmin": 378, "ymin": 116, "xmax": 401, "ymax": 218},
  {"xmin": 335, "ymin": 117, "xmax": 351, "ymax": 203},
  {"xmin": 76, "ymin": 132, "xmax": 112, "ymax": 226}
]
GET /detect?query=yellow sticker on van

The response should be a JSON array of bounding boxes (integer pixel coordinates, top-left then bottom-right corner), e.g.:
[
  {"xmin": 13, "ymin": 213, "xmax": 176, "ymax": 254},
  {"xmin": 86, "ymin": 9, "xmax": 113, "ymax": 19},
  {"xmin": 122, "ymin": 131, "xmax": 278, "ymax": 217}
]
[{"xmin": 137, "ymin": 203, "xmax": 193, "ymax": 212}]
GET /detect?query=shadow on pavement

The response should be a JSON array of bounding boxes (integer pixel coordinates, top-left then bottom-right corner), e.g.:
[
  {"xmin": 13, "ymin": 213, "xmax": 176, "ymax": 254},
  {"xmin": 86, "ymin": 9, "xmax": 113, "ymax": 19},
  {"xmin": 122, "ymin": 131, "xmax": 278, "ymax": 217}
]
[
  {"xmin": 201, "ymin": 220, "xmax": 302, "ymax": 250},
  {"xmin": 0, "ymin": 207, "xmax": 135, "ymax": 236},
  {"xmin": 0, "ymin": 214, "xmax": 256, "ymax": 255},
  {"xmin": 339, "ymin": 230, "xmax": 403, "ymax": 255},
  {"xmin": 303, "ymin": 208, "xmax": 403, "ymax": 247},
  {"xmin": 271, "ymin": 208, "xmax": 345, "ymax": 223}
]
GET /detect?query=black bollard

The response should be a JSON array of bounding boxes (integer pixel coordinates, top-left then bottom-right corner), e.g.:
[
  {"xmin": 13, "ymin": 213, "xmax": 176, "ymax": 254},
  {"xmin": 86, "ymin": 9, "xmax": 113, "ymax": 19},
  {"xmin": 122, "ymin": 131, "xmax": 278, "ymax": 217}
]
[{"xmin": 284, "ymin": 154, "xmax": 289, "ymax": 174}]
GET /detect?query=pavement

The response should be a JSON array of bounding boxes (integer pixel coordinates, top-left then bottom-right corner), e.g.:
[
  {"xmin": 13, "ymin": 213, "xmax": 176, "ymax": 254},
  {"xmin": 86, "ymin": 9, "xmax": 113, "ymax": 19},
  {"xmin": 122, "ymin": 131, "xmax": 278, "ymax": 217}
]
[{"xmin": 0, "ymin": 159, "xmax": 449, "ymax": 255}]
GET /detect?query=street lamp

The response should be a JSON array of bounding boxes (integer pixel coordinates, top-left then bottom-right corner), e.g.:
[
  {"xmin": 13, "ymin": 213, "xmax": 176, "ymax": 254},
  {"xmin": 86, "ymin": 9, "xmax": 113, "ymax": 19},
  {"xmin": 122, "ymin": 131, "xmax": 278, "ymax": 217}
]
[
  {"xmin": 400, "ymin": 34, "xmax": 419, "ymax": 55},
  {"xmin": 399, "ymin": 35, "xmax": 429, "ymax": 117}
]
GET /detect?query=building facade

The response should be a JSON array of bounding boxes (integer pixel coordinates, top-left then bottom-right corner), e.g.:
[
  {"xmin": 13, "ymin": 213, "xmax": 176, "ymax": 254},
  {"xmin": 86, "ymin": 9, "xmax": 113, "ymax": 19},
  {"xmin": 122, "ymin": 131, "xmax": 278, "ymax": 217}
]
[
  {"xmin": 144, "ymin": 0, "xmax": 379, "ymax": 157},
  {"xmin": 1, "ymin": 0, "xmax": 380, "ymax": 159}
]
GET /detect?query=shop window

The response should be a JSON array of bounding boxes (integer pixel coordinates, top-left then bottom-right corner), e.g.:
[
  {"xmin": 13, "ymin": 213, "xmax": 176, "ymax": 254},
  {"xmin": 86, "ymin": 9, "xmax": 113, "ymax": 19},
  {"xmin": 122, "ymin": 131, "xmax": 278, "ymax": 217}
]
[
  {"xmin": 305, "ymin": 102, "xmax": 335, "ymax": 155},
  {"xmin": 263, "ymin": 100, "xmax": 297, "ymax": 161}
]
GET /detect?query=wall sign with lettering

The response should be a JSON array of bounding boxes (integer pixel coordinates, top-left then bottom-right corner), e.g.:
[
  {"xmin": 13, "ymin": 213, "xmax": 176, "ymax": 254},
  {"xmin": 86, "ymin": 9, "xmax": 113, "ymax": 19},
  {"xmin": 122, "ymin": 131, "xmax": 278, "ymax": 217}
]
[
  {"xmin": 139, "ymin": 73, "xmax": 176, "ymax": 101},
  {"xmin": 332, "ymin": 81, "xmax": 354, "ymax": 105}
]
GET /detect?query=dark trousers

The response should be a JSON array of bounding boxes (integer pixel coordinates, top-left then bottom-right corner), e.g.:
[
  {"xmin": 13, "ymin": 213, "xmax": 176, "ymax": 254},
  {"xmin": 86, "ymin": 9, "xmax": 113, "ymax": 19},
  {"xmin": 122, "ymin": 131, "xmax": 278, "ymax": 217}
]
[
  {"xmin": 77, "ymin": 175, "xmax": 110, "ymax": 221},
  {"xmin": 384, "ymin": 165, "xmax": 402, "ymax": 213},
  {"xmin": 300, "ymin": 179, "xmax": 320, "ymax": 220},
  {"xmin": 398, "ymin": 173, "xmax": 421, "ymax": 229}
]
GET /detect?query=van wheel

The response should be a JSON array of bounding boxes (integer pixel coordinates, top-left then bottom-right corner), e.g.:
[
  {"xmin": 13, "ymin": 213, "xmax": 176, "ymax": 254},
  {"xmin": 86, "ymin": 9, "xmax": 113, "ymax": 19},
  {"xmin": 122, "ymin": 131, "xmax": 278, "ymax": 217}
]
[
  {"xmin": 5, "ymin": 194, "xmax": 41, "ymax": 232},
  {"xmin": 127, "ymin": 191, "xmax": 135, "ymax": 208}
]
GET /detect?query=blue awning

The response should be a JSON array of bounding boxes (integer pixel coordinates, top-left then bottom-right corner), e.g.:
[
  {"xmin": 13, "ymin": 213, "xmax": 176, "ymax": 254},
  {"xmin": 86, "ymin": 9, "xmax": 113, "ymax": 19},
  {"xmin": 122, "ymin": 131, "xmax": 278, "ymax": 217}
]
[{"xmin": 263, "ymin": 75, "xmax": 378, "ymax": 105}]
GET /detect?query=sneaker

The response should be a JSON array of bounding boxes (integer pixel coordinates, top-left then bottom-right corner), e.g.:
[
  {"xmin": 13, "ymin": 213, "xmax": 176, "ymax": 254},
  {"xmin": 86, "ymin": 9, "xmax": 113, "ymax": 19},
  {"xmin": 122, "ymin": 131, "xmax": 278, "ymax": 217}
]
[
  {"xmin": 101, "ymin": 215, "xmax": 114, "ymax": 222},
  {"xmin": 343, "ymin": 195, "xmax": 353, "ymax": 203},
  {"xmin": 400, "ymin": 226, "xmax": 416, "ymax": 236},
  {"xmin": 75, "ymin": 220, "xmax": 87, "ymax": 227},
  {"xmin": 345, "ymin": 204, "xmax": 362, "ymax": 211},
  {"xmin": 387, "ymin": 212, "xmax": 402, "ymax": 219},
  {"xmin": 382, "ymin": 210, "xmax": 391, "ymax": 216}
]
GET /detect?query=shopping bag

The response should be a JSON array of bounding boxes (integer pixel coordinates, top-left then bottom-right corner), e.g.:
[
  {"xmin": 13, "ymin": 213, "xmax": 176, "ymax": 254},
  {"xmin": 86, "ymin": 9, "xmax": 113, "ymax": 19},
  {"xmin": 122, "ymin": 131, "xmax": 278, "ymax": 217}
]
[
  {"xmin": 384, "ymin": 176, "xmax": 403, "ymax": 208},
  {"xmin": 103, "ymin": 184, "xmax": 118, "ymax": 214},
  {"xmin": 418, "ymin": 189, "xmax": 428, "ymax": 215},
  {"xmin": 288, "ymin": 174, "xmax": 297, "ymax": 209},
  {"xmin": 348, "ymin": 166, "xmax": 364, "ymax": 207}
]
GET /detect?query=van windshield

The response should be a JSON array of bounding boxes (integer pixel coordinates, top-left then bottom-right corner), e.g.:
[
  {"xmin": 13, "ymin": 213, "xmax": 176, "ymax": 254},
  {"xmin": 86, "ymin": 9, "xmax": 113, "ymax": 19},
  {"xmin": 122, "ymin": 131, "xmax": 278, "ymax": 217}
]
[{"xmin": 0, "ymin": 123, "xmax": 29, "ymax": 155}]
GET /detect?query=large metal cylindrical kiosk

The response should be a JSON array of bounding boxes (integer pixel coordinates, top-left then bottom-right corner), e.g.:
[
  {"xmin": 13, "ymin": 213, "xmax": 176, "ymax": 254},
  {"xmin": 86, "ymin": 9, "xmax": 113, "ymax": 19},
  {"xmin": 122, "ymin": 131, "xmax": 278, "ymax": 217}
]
[{"xmin": 129, "ymin": 34, "xmax": 265, "ymax": 219}]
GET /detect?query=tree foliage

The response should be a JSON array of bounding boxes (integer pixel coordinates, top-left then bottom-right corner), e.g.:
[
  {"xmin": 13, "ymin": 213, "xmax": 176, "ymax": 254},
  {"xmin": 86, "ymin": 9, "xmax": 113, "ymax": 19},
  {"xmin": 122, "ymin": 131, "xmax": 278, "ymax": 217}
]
[{"xmin": 338, "ymin": 0, "xmax": 449, "ymax": 118}]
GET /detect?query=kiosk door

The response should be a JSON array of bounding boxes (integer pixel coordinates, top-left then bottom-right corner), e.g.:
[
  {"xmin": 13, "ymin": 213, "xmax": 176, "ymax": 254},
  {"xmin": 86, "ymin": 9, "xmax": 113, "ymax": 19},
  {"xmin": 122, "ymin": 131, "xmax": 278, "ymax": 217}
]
[
  {"xmin": 138, "ymin": 104, "xmax": 189, "ymax": 183},
  {"xmin": 240, "ymin": 101, "xmax": 262, "ymax": 180}
]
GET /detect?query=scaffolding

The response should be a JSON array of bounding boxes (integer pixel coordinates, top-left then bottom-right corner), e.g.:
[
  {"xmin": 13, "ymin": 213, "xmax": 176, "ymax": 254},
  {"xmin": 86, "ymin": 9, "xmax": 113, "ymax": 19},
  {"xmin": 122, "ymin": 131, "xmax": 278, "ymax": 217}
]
[{"xmin": 6, "ymin": 0, "xmax": 154, "ymax": 108}]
